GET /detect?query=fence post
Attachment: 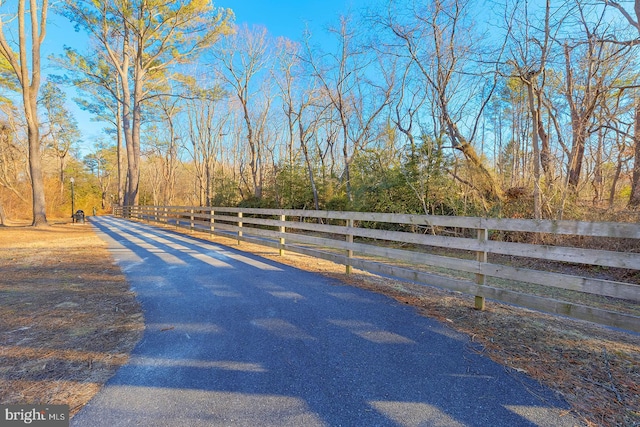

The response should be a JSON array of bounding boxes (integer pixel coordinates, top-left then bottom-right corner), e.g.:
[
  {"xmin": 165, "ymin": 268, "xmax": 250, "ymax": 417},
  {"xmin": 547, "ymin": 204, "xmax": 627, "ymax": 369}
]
[
  {"xmin": 475, "ymin": 227, "xmax": 488, "ymax": 310},
  {"xmin": 190, "ymin": 208, "xmax": 195, "ymax": 232},
  {"xmin": 279, "ymin": 214, "xmax": 286, "ymax": 256},
  {"xmin": 210, "ymin": 209, "xmax": 215, "ymax": 236},
  {"xmin": 346, "ymin": 218, "xmax": 354, "ymax": 274},
  {"xmin": 237, "ymin": 211, "xmax": 243, "ymax": 245}
]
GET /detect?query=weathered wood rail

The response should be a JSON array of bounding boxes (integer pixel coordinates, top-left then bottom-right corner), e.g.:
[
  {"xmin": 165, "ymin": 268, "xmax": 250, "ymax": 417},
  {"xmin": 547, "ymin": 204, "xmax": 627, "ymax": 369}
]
[{"xmin": 114, "ymin": 205, "xmax": 640, "ymax": 333}]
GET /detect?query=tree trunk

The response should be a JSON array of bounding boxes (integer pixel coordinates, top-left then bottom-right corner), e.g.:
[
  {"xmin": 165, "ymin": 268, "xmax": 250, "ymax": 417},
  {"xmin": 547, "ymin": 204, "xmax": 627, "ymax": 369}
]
[
  {"xmin": 629, "ymin": 104, "xmax": 640, "ymax": 207},
  {"xmin": 592, "ymin": 130, "xmax": 604, "ymax": 205},
  {"xmin": 27, "ymin": 120, "xmax": 47, "ymax": 226},
  {"xmin": 111, "ymin": 23, "xmax": 134, "ymax": 209},
  {"xmin": 116, "ymin": 84, "xmax": 124, "ymax": 206},
  {"xmin": 526, "ymin": 82, "xmax": 542, "ymax": 219},
  {"xmin": 122, "ymin": 88, "xmax": 134, "ymax": 207},
  {"xmin": 536, "ymin": 91, "xmax": 552, "ymax": 181},
  {"xmin": 343, "ymin": 133, "xmax": 352, "ymax": 204},
  {"xmin": 563, "ymin": 42, "xmax": 600, "ymax": 193},
  {"xmin": 567, "ymin": 130, "xmax": 587, "ymax": 190},
  {"xmin": 444, "ymin": 114, "xmax": 503, "ymax": 202},
  {"xmin": 299, "ymin": 124, "xmax": 319, "ymax": 210},
  {"xmin": 0, "ymin": 202, "xmax": 6, "ymax": 225},
  {"xmin": 24, "ymin": 42, "xmax": 47, "ymax": 226},
  {"xmin": 127, "ymin": 53, "xmax": 143, "ymax": 207},
  {"xmin": 205, "ymin": 160, "xmax": 212, "ymax": 207},
  {"xmin": 609, "ymin": 148, "xmax": 623, "ymax": 209}
]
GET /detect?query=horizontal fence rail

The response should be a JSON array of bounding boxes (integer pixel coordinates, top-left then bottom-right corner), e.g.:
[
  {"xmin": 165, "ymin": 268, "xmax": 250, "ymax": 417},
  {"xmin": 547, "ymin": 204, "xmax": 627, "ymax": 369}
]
[{"xmin": 113, "ymin": 205, "xmax": 640, "ymax": 333}]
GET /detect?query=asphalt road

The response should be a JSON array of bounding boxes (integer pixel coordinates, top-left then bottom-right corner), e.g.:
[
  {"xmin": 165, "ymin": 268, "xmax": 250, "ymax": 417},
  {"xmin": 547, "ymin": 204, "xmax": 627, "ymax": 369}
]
[{"xmin": 71, "ymin": 216, "xmax": 580, "ymax": 427}]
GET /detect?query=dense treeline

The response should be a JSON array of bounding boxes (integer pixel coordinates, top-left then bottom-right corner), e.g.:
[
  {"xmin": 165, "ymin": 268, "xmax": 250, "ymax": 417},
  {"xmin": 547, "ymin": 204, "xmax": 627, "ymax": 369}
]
[{"xmin": 2, "ymin": 0, "xmax": 640, "ymax": 225}]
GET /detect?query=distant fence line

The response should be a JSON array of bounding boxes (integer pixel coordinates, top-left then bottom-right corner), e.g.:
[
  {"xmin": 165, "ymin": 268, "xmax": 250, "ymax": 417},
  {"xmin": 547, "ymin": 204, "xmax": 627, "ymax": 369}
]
[{"xmin": 113, "ymin": 205, "xmax": 640, "ymax": 333}]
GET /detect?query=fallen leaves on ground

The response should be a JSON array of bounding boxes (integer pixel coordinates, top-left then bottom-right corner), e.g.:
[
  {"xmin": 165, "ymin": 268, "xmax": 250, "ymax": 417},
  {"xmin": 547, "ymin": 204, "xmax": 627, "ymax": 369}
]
[{"xmin": 0, "ymin": 221, "xmax": 144, "ymax": 416}]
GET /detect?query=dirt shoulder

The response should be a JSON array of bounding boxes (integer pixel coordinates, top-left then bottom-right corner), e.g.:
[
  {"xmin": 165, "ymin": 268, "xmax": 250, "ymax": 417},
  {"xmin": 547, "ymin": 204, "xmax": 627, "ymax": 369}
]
[{"xmin": 0, "ymin": 221, "xmax": 144, "ymax": 416}]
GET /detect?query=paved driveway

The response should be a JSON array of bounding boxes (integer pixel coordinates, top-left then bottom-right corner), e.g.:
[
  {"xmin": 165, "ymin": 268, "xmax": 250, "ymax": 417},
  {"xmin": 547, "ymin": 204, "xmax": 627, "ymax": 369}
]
[{"xmin": 71, "ymin": 216, "xmax": 579, "ymax": 427}]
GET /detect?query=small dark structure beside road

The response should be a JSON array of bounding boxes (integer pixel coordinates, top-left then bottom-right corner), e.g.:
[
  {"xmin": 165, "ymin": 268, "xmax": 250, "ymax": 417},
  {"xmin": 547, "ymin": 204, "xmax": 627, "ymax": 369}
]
[{"xmin": 73, "ymin": 210, "xmax": 85, "ymax": 224}]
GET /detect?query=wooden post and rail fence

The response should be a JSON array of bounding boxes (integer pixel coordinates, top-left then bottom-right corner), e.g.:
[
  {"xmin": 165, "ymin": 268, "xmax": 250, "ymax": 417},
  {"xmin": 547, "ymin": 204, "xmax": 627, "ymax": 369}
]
[{"xmin": 114, "ymin": 205, "xmax": 640, "ymax": 333}]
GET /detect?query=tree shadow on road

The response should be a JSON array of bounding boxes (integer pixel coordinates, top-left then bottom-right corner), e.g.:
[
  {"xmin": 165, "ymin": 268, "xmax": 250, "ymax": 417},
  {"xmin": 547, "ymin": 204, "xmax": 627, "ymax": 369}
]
[{"xmin": 72, "ymin": 217, "xmax": 577, "ymax": 427}]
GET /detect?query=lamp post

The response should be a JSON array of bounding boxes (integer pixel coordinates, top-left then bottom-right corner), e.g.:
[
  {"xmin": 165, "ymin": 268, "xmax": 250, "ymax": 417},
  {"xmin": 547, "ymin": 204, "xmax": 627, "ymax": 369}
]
[{"xmin": 70, "ymin": 177, "xmax": 75, "ymax": 222}]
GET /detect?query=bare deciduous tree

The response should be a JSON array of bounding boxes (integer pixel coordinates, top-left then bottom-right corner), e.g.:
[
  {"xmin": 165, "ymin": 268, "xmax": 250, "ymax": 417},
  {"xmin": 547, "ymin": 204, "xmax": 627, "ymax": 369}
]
[
  {"xmin": 0, "ymin": 106, "xmax": 29, "ymax": 216},
  {"xmin": 506, "ymin": 0, "xmax": 554, "ymax": 218},
  {"xmin": 184, "ymin": 85, "xmax": 227, "ymax": 206},
  {"xmin": 214, "ymin": 24, "xmax": 271, "ymax": 200},
  {"xmin": 303, "ymin": 15, "xmax": 392, "ymax": 204},
  {"xmin": 40, "ymin": 81, "xmax": 80, "ymax": 197},
  {"xmin": 381, "ymin": 0, "xmax": 504, "ymax": 204},
  {"xmin": 601, "ymin": 0, "xmax": 640, "ymax": 207}
]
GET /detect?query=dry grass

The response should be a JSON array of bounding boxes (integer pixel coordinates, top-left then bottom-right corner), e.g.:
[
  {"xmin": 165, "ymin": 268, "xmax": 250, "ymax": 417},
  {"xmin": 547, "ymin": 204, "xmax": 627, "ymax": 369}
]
[{"xmin": 0, "ymin": 220, "xmax": 144, "ymax": 416}]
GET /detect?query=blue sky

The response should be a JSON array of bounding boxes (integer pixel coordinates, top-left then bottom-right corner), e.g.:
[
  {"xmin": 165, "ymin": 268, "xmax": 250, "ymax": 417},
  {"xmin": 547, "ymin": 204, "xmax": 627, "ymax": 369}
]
[
  {"xmin": 41, "ymin": 0, "xmax": 373, "ymax": 154},
  {"xmin": 220, "ymin": 0, "xmax": 372, "ymax": 38}
]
